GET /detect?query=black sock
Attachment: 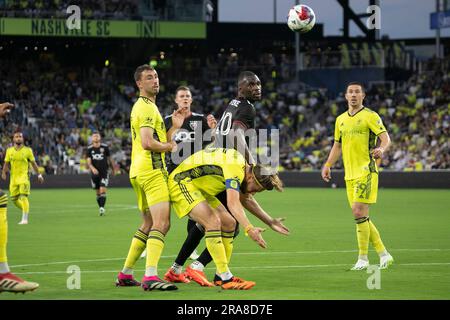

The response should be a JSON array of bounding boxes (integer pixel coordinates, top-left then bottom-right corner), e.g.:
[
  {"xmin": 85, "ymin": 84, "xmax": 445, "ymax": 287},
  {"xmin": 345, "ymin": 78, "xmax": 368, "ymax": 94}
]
[
  {"xmin": 98, "ymin": 193, "xmax": 106, "ymax": 208},
  {"xmin": 187, "ymin": 218, "xmax": 196, "ymax": 233},
  {"xmin": 174, "ymin": 223, "xmax": 205, "ymax": 266},
  {"xmin": 198, "ymin": 222, "xmax": 240, "ymax": 267}
]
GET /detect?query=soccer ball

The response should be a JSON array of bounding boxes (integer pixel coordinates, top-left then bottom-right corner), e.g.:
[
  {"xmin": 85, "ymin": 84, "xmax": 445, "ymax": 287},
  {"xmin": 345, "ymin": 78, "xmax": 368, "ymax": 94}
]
[{"xmin": 287, "ymin": 4, "xmax": 316, "ymax": 33}]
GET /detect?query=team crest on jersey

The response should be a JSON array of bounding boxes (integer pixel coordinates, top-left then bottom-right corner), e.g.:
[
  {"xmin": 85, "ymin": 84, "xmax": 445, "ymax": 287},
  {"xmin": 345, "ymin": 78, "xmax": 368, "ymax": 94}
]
[
  {"xmin": 189, "ymin": 121, "xmax": 199, "ymax": 130},
  {"xmin": 100, "ymin": 148, "xmax": 104, "ymax": 153}
]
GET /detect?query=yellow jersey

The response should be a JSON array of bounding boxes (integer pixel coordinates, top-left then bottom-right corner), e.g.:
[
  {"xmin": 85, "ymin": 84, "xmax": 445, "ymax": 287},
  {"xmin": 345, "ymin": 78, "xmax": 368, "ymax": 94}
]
[
  {"xmin": 170, "ymin": 148, "xmax": 246, "ymax": 196},
  {"xmin": 4, "ymin": 146, "xmax": 35, "ymax": 184},
  {"xmin": 129, "ymin": 96, "xmax": 167, "ymax": 178},
  {"xmin": 334, "ymin": 107, "xmax": 387, "ymax": 180}
]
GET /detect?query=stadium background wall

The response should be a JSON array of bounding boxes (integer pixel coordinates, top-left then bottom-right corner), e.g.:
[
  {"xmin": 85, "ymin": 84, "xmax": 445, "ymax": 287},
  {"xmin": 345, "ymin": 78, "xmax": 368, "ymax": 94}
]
[{"xmin": 15, "ymin": 172, "xmax": 450, "ymax": 189}]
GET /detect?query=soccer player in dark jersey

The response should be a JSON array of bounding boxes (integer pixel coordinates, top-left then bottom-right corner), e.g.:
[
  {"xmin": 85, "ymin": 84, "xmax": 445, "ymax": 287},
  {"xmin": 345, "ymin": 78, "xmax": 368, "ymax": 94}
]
[
  {"xmin": 86, "ymin": 132, "xmax": 117, "ymax": 216},
  {"xmin": 164, "ymin": 73, "xmax": 289, "ymax": 287},
  {"xmin": 0, "ymin": 102, "xmax": 39, "ymax": 293}
]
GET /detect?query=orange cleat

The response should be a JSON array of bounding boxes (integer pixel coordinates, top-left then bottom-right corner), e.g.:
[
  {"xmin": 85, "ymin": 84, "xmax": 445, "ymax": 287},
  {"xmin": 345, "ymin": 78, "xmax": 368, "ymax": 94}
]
[
  {"xmin": 214, "ymin": 275, "xmax": 247, "ymax": 286},
  {"xmin": 164, "ymin": 269, "xmax": 191, "ymax": 283},
  {"xmin": 185, "ymin": 266, "xmax": 214, "ymax": 287},
  {"xmin": 221, "ymin": 277, "xmax": 256, "ymax": 290}
]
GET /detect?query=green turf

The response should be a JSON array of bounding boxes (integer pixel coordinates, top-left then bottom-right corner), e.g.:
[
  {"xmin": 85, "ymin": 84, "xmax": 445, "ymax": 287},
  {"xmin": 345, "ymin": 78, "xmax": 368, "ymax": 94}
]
[{"xmin": 2, "ymin": 187, "xmax": 450, "ymax": 300}]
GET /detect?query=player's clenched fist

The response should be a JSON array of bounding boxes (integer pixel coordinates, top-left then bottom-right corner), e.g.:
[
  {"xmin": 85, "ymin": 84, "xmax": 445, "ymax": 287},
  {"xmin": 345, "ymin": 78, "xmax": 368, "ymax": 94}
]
[{"xmin": 321, "ymin": 165, "xmax": 331, "ymax": 182}]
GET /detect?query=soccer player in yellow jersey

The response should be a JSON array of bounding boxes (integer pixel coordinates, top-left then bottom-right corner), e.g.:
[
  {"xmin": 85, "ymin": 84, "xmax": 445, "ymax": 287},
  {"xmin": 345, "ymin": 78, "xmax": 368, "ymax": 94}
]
[
  {"xmin": 116, "ymin": 65, "xmax": 184, "ymax": 291},
  {"xmin": 0, "ymin": 102, "xmax": 39, "ymax": 293},
  {"xmin": 2, "ymin": 132, "xmax": 44, "ymax": 225},
  {"xmin": 321, "ymin": 82, "xmax": 394, "ymax": 270},
  {"xmin": 168, "ymin": 147, "xmax": 283, "ymax": 290}
]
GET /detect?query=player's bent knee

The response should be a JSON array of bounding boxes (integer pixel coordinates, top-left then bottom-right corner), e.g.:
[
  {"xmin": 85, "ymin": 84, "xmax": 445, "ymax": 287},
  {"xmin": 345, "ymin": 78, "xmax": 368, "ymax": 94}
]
[
  {"xmin": 220, "ymin": 214, "xmax": 236, "ymax": 231},
  {"xmin": 351, "ymin": 203, "xmax": 368, "ymax": 217}
]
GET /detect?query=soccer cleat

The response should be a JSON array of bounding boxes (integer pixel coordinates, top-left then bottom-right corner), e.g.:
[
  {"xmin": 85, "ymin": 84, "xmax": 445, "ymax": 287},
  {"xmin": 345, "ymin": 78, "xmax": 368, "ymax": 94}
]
[
  {"xmin": 115, "ymin": 272, "xmax": 140, "ymax": 287},
  {"xmin": 379, "ymin": 254, "xmax": 394, "ymax": 269},
  {"xmin": 350, "ymin": 259, "xmax": 370, "ymax": 271},
  {"xmin": 214, "ymin": 275, "xmax": 247, "ymax": 286},
  {"xmin": 141, "ymin": 276, "xmax": 178, "ymax": 291},
  {"xmin": 189, "ymin": 249, "xmax": 200, "ymax": 260},
  {"xmin": 185, "ymin": 266, "xmax": 214, "ymax": 287},
  {"xmin": 0, "ymin": 273, "xmax": 39, "ymax": 293},
  {"xmin": 164, "ymin": 269, "xmax": 190, "ymax": 283},
  {"xmin": 99, "ymin": 207, "xmax": 105, "ymax": 216},
  {"xmin": 221, "ymin": 277, "xmax": 256, "ymax": 290},
  {"xmin": 18, "ymin": 220, "xmax": 28, "ymax": 225}
]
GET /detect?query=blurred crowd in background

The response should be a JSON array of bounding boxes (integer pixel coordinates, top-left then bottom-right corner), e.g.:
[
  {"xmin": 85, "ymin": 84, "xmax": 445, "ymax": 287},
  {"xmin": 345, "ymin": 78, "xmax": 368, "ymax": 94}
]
[{"xmin": 0, "ymin": 47, "xmax": 448, "ymax": 175}]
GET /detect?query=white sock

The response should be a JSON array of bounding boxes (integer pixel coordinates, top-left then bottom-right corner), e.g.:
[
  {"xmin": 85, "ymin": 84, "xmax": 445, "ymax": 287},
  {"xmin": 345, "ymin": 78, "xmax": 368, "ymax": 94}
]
[
  {"xmin": 171, "ymin": 262, "xmax": 183, "ymax": 275},
  {"xmin": 121, "ymin": 267, "xmax": 133, "ymax": 275},
  {"xmin": 0, "ymin": 262, "xmax": 10, "ymax": 274},
  {"xmin": 22, "ymin": 213, "xmax": 29, "ymax": 222},
  {"xmin": 220, "ymin": 270, "xmax": 233, "ymax": 281},
  {"xmin": 358, "ymin": 255, "xmax": 369, "ymax": 261},
  {"xmin": 379, "ymin": 250, "xmax": 389, "ymax": 258},
  {"xmin": 145, "ymin": 266, "xmax": 157, "ymax": 277},
  {"xmin": 190, "ymin": 261, "xmax": 204, "ymax": 271}
]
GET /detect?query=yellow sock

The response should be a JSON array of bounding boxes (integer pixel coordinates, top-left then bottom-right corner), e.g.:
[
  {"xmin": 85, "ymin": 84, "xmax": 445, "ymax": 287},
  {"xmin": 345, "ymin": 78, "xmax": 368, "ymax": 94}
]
[
  {"xmin": 12, "ymin": 196, "xmax": 23, "ymax": 212},
  {"xmin": 20, "ymin": 196, "xmax": 29, "ymax": 214},
  {"xmin": 145, "ymin": 230, "xmax": 165, "ymax": 274},
  {"xmin": 205, "ymin": 230, "xmax": 229, "ymax": 274},
  {"xmin": 369, "ymin": 220, "xmax": 386, "ymax": 254},
  {"xmin": 221, "ymin": 231, "xmax": 234, "ymax": 264},
  {"xmin": 124, "ymin": 229, "xmax": 148, "ymax": 270},
  {"xmin": 0, "ymin": 192, "xmax": 8, "ymax": 264},
  {"xmin": 355, "ymin": 217, "xmax": 370, "ymax": 256}
]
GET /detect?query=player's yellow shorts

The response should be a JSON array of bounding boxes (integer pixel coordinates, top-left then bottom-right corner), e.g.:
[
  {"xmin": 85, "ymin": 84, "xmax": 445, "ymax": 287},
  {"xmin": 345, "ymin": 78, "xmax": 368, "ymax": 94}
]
[
  {"xmin": 130, "ymin": 169, "xmax": 170, "ymax": 212},
  {"xmin": 9, "ymin": 181, "xmax": 31, "ymax": 198},
  {"xmin": 345, "ymin": 172, "xmax": 378, "ymax": 207},
  {"xmin": 168, "ymin": 176, "xmax": 221, "ymax": 219}
]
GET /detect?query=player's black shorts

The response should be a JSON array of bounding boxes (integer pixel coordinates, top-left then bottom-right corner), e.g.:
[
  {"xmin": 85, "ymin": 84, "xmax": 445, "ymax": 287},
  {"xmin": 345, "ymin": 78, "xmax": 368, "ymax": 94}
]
[
  {"xmin": 216, "ymin": 191, "xmax": 229, "ymax": 211},
  {"xmin": 91, "ymin": 173, "xmax": 109, "ymax": 190}
]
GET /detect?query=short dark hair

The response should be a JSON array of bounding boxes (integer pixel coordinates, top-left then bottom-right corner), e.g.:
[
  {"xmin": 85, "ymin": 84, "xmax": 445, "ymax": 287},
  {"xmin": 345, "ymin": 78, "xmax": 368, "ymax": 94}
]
[
  {"xmin": 175, "ymin": 86, "xmax": 191, "ymax": 96},
  {"xmin": 238, "ymin": 71, "xmax": 257, "ymax": 86},
  {"xmin": 346, "ymin": 82, "xmax": 365, "ymax": 93},
  {"xmin": 134, "ymin": 64, "xmax": 155, "ymax": 82}
]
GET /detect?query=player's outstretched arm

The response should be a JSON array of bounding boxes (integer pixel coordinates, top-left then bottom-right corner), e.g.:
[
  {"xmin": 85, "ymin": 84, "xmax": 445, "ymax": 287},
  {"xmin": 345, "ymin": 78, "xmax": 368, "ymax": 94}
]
[
  {"xmin": 226, "ymin": 189, "xmax": 267, "ymax": 248},
  {"xmin": 321, "ymin": 142, "xmax": 342, "ymax": 182},
  {"xmin": 239, "ymin": 193, "xmax": 289, "ymax": 235},
  {"xmin": 0, "ymin": 102, "xmax": 14, "ymax": 117}
]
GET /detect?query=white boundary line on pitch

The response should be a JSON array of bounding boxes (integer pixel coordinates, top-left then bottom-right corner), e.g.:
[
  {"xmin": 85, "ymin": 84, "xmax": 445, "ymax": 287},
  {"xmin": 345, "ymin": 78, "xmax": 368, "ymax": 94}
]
[
  {"xmin": 12, "ymin": 262, "xmax": 450, "ymax": 275},
  {"xmin": 10, "ymin": 248, "xmax": 450, "ymax": 268}
]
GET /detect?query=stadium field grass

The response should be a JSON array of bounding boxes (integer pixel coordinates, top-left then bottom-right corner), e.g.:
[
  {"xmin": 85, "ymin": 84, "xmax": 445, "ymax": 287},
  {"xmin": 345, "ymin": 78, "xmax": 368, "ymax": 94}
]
[{"xmin": 2, "ymin": 187, "xmax": 450, "ymax": 300}]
